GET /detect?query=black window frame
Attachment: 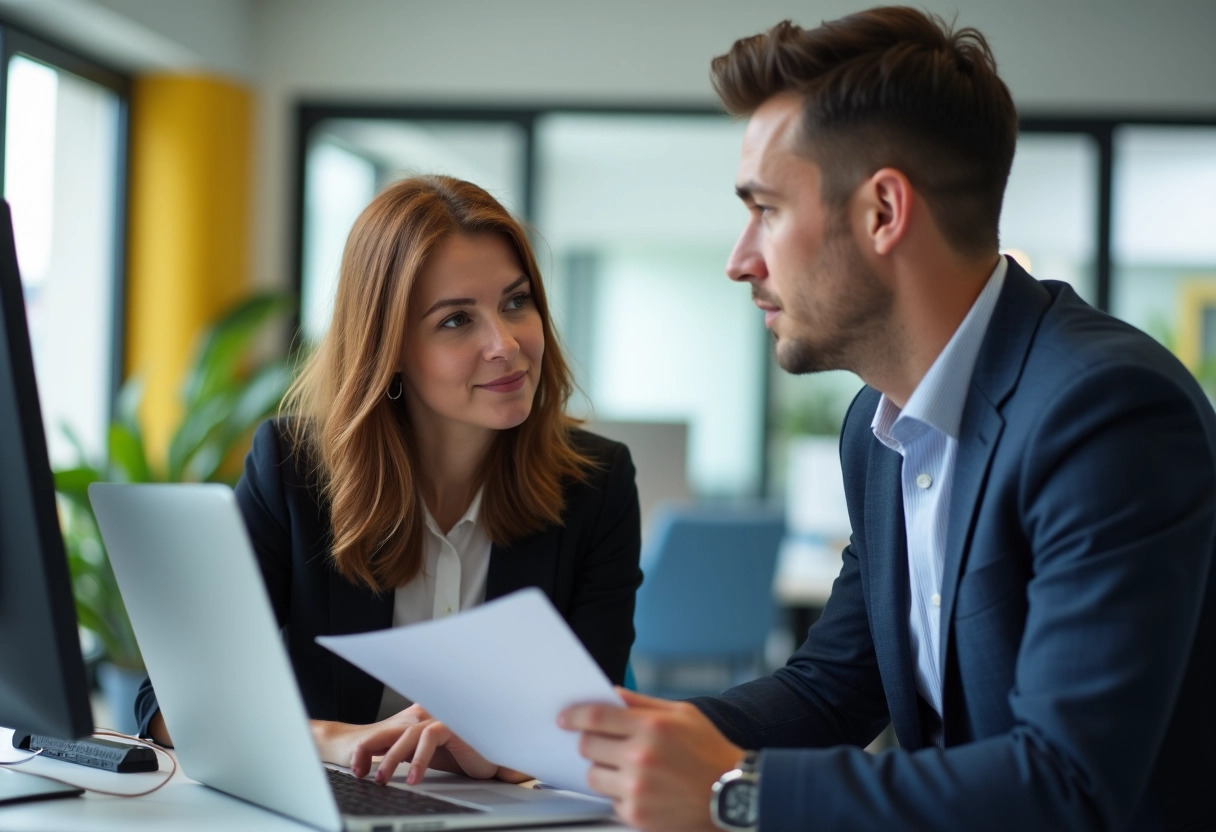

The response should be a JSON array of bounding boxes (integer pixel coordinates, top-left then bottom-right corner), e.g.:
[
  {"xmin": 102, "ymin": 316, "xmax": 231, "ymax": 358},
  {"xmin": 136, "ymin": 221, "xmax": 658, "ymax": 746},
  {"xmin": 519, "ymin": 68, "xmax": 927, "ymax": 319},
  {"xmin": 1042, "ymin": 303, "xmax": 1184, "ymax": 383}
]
[
  {"xmin": 0, "ymin": 16, "xmax": 132, "ymax": 424},
  {"xmin": 293, "ymin": 102, "xmax": 1216, "ymax": 496}
]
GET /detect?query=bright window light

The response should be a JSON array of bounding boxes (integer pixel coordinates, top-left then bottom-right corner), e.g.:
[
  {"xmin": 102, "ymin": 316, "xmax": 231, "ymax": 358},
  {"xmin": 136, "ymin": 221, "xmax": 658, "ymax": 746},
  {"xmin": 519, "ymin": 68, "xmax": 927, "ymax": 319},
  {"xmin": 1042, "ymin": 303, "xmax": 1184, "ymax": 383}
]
[{"xmin": 4, "ymin": 55, "xmax": 59, "ymax": 286}]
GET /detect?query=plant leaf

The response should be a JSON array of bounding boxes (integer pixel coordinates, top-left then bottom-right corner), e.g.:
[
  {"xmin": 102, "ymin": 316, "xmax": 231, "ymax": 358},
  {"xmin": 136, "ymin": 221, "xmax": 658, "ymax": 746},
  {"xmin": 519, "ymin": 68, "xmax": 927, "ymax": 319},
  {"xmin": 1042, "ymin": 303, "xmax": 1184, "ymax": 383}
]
[
  {"xmin": 180, "ymin": 293, "xmax": 295, "ymax": 409},
  {"xmin": 167, "ymin": 391, "xmax": 237, "ymax": 481},
  {"xmin": 108, "ymin": 422, "xmax": 152, "ymax": 483},
  {"xmin": 114, "ymin": 376, "xmax": 145, "ymax": 432},
  {"xmin": 57, "ymin": 423, "xmax": 93, "ymax": 467},
  {"xmin": 54, "ymin": 466, "xmax": 103, "ymax": 514},
  {"xmin": 188, "ymin": 362, "xmax": 293, "ymax": 482},
  {"xmin": 220, "ymin": 360, "xmax": 292, "ymax": 440}
]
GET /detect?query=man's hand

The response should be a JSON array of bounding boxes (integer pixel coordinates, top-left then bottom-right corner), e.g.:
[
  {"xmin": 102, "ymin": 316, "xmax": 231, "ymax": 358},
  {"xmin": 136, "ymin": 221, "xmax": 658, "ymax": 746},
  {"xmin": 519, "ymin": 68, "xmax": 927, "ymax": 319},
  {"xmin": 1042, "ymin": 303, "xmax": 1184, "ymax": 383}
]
[{"xmin": 560, "ymin": 689, "xmax": 744, "ymax": 832}]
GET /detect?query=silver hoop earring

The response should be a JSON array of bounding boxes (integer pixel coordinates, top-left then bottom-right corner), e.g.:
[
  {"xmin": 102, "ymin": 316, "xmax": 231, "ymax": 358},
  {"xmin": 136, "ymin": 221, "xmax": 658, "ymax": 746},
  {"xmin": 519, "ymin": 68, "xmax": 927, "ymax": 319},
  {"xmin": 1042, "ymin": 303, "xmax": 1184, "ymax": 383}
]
[{"xmin": 386, "ymin": 374, "xmax": 403, "ymax": 400}]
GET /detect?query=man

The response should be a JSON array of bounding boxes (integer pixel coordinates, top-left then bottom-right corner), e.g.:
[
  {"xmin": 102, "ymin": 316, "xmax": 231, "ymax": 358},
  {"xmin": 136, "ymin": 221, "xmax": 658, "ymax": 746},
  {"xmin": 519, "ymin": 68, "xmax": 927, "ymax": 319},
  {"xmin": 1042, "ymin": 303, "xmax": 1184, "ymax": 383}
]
[{"xmin": 560, "ymin": 7, "xmax": 1216, "ymax": 831}]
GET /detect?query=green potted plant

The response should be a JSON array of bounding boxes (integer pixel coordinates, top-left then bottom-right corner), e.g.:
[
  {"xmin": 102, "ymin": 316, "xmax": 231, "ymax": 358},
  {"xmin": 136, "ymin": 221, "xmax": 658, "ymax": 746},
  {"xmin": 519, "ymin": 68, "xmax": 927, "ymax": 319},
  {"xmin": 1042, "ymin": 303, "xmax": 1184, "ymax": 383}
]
[{"xmin": 52, "ymin": 292, "xmax": 296, "ymax": 733}]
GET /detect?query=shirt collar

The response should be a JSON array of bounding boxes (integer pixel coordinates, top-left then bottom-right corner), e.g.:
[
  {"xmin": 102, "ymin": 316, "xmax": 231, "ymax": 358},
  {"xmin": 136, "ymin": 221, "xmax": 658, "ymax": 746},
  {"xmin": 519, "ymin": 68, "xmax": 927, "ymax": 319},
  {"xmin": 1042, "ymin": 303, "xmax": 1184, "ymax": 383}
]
[
  {"xmin": 421, "ymin": 486, "xmax": 485, "ymax": 538},
  {"xmin": 872, "ymin": 256, "xmax": 1008, "ymax": 445}
]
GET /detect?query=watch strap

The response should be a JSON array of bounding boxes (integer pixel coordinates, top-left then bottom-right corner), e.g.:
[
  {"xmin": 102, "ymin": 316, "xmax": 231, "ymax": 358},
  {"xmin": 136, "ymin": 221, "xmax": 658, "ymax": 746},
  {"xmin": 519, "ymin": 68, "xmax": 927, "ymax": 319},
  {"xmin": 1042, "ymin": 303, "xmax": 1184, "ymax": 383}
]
[{"xmin": 737, "ymin": 750, "xmax": 759, "ymax": 774}]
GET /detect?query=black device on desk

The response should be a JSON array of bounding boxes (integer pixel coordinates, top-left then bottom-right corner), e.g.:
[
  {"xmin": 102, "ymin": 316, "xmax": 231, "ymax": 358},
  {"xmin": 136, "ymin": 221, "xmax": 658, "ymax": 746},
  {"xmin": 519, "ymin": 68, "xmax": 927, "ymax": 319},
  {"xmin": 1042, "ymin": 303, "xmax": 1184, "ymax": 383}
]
[
  {"xmin": 11, "ymin": 733, "xmax": 158, "ymax": 774},
  {"xmin": 0, "ymin": 199, "xmax": 120, "ymax": 805}
]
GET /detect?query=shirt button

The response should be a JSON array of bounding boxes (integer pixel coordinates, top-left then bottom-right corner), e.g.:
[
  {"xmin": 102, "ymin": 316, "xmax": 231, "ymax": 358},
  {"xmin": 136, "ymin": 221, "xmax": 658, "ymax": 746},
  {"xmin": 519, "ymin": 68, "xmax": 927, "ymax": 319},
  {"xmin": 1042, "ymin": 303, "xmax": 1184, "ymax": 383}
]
[
  {"xmin": 931, "ymin": 593, "xmax": 942, "ymax": 608},
  {"xmin": 916, "ymin": 473, "xmax": 932, "ymax": 489}
]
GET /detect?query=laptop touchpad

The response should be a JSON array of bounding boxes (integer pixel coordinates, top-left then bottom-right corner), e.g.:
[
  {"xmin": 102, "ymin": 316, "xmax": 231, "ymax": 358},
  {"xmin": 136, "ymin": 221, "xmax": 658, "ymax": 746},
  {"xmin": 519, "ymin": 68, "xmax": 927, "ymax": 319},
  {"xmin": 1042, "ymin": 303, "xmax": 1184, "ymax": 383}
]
[{"xmin": 424, "ymin": 788, "xmax": 527, "ymax": 806}]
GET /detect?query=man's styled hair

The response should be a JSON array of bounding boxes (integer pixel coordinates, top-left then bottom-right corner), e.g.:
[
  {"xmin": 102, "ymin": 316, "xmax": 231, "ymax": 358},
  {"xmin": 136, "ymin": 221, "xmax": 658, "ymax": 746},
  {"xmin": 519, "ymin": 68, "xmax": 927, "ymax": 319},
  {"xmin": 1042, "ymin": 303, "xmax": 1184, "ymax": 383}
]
[{"xmin": 711, "ymin": 6, "xmax": 1018, "ymax": 255}]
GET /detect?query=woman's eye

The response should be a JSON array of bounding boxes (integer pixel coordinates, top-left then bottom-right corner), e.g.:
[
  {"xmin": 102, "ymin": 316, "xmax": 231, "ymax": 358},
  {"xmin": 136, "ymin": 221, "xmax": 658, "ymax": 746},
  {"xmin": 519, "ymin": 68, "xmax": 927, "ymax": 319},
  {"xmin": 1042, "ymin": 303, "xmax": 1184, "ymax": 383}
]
[
  {"xmin": 440, "ymin": 312, "xmax": 471, "ymax": 329},
  {"xmin": 505, "ymin": 292, "xmax": 532, "ymax": 311}
]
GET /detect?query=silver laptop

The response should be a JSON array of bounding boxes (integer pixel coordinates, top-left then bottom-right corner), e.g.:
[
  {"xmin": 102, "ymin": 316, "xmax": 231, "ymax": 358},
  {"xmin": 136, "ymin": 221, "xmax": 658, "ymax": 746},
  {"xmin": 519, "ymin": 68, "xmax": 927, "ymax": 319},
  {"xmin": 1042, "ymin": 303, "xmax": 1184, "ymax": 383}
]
[{"xmin": 88, "ymin": 482, "xmax": 614, "ymax": 832}]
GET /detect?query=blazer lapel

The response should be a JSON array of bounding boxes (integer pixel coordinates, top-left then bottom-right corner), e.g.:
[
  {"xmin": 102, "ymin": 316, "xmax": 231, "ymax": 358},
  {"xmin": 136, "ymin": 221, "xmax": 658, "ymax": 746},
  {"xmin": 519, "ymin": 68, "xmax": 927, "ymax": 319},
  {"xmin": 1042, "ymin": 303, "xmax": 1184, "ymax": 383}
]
[
  {"xmin": 863, "ymin": 440, "xmax": 924, "ymax": 747},
  {"xmin": 937, "ymin": 260, "xmax": 1051, "ymax": 733},
  {"xmin": 486, "ymin": 524, "xmax": 564, "ymax": 600}
]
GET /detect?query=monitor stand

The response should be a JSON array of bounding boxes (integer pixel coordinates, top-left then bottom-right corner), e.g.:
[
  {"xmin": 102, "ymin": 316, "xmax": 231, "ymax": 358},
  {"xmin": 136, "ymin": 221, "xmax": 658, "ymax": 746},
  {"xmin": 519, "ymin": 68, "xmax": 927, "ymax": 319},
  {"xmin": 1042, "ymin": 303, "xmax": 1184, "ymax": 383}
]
[{"xmin": 0, "ymin": 767, "xmax": 83, "ymax": 805}]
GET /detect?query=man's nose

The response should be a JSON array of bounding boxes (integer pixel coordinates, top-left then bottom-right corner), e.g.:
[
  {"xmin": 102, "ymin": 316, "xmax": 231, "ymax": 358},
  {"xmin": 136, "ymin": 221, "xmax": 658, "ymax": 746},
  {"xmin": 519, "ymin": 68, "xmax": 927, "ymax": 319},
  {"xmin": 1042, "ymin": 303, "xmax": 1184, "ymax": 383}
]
[{"xmin": 726, "ymin": 224, "xmax": 766, "ymax": 283}]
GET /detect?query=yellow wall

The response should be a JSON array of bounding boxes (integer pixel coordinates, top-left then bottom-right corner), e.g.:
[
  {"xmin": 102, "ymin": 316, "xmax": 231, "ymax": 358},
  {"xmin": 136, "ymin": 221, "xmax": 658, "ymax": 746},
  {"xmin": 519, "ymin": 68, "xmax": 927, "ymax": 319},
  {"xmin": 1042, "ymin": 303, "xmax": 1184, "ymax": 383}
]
[{"xmin": 125, "ymin": 75, "xmax": 253, "ymax": 466}]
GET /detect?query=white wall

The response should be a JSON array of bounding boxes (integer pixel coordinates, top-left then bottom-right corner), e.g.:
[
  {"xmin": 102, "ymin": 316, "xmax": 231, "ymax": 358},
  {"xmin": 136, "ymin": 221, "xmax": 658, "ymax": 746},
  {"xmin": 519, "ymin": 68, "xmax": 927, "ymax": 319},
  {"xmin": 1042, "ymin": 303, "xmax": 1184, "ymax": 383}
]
[
  {"xmin": 3, "ymin": 0, "xmax": 1215, "ymax": 290},
  {"xmin": 0, "ymin": 0, "xmax": 253, "ymax": 77}
]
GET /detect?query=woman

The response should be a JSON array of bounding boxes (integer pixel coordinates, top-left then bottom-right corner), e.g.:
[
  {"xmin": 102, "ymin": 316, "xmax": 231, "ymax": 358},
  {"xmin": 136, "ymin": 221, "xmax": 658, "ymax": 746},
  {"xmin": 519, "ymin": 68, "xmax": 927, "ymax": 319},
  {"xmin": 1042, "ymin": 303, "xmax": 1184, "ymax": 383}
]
[{"xmin": 135, "ymin": 175, "xmax": 642, "ymax": 781}]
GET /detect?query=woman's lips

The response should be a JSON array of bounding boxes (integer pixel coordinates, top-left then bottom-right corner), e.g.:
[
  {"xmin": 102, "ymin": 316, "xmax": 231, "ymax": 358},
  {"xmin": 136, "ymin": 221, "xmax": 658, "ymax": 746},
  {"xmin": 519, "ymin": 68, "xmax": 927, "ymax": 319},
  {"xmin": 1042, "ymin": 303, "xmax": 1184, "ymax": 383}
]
[{"xmin": 479, "ymin": 370, "xmax": 527, "ymax": 392}]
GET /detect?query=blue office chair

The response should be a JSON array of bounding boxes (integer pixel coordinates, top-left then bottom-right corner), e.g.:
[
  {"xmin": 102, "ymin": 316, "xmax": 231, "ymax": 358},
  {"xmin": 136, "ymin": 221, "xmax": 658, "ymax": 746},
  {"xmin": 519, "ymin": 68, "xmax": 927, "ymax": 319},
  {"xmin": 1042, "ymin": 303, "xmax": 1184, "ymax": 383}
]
[{"xmin": 630, "ymin": 502, "xmax": 785, "ymax": 698}]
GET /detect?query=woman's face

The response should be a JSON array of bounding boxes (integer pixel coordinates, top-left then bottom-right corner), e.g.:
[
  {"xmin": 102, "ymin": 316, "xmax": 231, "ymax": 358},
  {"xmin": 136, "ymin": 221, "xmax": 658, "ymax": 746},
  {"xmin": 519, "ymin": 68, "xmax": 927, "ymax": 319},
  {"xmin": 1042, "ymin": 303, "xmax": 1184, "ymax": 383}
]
[{"xmin": 399, "ymin": 232, "xmax": 544, "ymax": 442}]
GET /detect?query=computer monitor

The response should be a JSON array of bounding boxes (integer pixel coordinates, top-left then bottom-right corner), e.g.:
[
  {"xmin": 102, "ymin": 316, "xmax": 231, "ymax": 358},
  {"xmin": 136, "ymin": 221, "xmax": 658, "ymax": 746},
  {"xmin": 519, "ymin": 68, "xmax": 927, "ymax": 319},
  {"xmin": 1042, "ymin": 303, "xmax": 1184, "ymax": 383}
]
[{"xmin": 0, "ymin": 199, "xmax": 94, "ymax": 803}]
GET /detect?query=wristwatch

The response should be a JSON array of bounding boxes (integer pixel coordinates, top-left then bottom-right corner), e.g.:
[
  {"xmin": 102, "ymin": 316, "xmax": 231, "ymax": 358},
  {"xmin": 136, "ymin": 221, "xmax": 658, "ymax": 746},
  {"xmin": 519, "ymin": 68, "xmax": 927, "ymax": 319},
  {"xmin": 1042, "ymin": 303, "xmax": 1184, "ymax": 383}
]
[{"xmin": 710, "ymin": 751, "xmax": 759, "ymax": 831}]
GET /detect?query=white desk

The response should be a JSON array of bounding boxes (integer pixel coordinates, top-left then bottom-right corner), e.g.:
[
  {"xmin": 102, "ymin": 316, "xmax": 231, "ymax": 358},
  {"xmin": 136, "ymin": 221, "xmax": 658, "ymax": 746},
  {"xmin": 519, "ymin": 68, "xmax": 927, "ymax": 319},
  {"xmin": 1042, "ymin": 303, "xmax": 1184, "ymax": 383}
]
[
  {"xmin": 0, "ymin": 729, "xmax": 628, "ymax": 832},
  {"xmin": 773, "ymin": 537, "xmax": 843, "ymax": 608},
  {"xmin": 772, "ymin": 537, "xmax": 845, "ymax": 644}
]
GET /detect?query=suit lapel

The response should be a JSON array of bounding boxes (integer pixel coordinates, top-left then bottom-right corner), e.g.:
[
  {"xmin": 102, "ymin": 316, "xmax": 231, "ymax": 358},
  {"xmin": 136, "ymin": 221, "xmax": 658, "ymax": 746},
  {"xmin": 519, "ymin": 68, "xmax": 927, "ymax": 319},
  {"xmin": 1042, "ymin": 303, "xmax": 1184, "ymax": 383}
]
[
  {"xmin": 937, "ymin": 261, "xmax": 1051, "ymax": 731},
  {"xmin": 863, "ymin": 439, "xmax": 924, "ymax": 747},
  {"xmin": 937, "ymin": 393, "xmax": 1003, "ymax": 728}
]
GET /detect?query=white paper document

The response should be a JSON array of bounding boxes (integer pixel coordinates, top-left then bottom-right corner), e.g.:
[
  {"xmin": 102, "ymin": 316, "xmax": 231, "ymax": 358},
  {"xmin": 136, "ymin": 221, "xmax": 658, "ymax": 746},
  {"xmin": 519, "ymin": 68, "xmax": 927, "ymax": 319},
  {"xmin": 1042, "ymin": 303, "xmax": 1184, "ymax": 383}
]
[{"xmin": 317, "ymin": 587, "xmax": 623, "ymax": 795}]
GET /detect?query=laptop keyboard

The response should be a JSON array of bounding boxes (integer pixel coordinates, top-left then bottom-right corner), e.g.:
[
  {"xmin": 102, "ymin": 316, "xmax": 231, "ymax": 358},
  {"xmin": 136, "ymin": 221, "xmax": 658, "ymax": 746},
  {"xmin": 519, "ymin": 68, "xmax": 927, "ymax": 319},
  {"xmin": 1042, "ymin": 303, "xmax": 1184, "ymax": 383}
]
[{"xmin": 326, "ymin": 767, "xmax": 485, "ymax": 817}]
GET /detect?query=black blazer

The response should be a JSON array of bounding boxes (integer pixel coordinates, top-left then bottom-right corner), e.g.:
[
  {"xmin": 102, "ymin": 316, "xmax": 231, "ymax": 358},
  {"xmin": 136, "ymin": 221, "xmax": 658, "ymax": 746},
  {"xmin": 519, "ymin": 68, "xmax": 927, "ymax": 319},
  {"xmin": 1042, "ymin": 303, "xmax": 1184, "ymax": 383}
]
[{"xmin": 136, "ymin": 419, "xmax": 642, "ymax": 735}]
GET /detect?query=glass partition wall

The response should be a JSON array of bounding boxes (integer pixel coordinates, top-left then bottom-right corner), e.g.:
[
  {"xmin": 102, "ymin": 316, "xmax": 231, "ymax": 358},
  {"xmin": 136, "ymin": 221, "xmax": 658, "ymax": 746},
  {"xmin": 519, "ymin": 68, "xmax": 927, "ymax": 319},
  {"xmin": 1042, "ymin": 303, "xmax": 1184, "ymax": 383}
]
[
  {"xmin": 296, "ymin": 107, "xmax": 1216, "ymax": 502},
  {"xmin": 297, "ymin": 107, "xmax": 766, "ymax": 499},
  {"xmin": 1111, "ymin": 125, "xmax": 1216, "ymax": 393}
]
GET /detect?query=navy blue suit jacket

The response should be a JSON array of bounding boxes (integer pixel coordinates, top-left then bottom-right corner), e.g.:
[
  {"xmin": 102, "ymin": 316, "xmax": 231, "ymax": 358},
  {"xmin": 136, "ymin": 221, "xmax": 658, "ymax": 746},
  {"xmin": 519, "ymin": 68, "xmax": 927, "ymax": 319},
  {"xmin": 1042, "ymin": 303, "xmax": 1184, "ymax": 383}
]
[
  {"xmin": 136, "ymin": 420, "xmax": 642, "ymax": 735},
  {"xmin": 694, "ymin": 261, "xmax": 1216, "ymax": 831}
]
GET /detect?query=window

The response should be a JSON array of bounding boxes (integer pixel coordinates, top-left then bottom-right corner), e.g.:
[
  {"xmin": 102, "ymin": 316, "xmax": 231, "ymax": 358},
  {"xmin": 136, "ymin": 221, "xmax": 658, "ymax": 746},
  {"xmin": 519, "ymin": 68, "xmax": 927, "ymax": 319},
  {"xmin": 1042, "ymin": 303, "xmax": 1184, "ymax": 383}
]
[
  {"xmin": 297, "ymin": 107, "xmax": 767, "ymax": 499},
  {"xmin": 1, "ymin": 27, "xmax": 128, "ymax": 467},
  {"xmin": 297, "ymin": 106, "xmax": 1216, "ymax": 502},
  {"xmin": 1000, "ymin": 132, "xmax": 1100, "ymax": 302},
  {"xmin": 1110, "ymin": 125, "xmax": 1216, "ymax": 394},
  {"xmin": 299, "ymin": 116, "xmax": 528, "ymax": 343},
  {"xmin": 535, "ymin": 113, "xmax": 763, "ymax": 496}
]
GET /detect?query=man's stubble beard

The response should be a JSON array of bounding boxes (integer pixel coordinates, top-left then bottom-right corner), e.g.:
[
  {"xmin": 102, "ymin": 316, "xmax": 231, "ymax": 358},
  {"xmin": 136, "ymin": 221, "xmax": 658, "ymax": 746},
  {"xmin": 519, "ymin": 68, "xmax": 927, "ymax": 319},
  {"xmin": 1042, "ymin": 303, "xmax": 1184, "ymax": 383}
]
[{"xmin": 774, "ymin": 222, "xmax": 893, "ymax": 377}]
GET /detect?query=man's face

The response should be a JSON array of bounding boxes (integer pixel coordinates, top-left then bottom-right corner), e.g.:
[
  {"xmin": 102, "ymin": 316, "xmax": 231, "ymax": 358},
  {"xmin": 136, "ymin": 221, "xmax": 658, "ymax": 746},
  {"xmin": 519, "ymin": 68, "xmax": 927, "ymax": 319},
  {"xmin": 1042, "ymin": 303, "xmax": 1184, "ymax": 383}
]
[{"xmin": 726, "ymin": 94, "xmax": 892, "ymax": 375}]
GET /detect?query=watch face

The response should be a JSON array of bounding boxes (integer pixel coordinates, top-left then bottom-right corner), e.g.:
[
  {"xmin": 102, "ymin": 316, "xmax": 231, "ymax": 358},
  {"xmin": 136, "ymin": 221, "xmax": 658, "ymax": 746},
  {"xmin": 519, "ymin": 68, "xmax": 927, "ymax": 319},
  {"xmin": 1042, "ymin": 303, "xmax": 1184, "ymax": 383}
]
[{"xmin": 722, "ymin": 780, "xmax": 759, "ymax": 828}]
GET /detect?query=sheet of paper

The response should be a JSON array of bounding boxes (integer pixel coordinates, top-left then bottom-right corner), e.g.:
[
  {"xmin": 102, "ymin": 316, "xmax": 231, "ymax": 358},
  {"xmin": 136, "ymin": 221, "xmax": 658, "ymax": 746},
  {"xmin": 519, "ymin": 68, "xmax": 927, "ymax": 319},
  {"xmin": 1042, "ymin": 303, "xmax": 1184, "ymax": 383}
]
[{"xmin": 317, "ymin": 587, "xmax": 622, "ymax": 795}]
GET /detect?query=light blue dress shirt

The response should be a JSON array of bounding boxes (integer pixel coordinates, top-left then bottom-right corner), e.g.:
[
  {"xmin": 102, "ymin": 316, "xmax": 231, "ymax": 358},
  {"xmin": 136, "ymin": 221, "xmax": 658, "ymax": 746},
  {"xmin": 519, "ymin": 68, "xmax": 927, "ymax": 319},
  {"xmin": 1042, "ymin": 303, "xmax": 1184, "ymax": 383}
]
[{"xmin": 870, "ymin": 256, "xmax": 1008, "ymax": 720}]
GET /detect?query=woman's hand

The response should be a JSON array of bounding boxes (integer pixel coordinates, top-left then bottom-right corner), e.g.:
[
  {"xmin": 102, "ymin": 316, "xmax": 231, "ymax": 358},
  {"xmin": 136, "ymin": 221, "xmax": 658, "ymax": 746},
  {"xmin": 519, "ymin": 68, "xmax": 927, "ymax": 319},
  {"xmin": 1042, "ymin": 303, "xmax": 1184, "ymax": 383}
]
[
  {"xmin": 312, "ymin": 704, "xmax": 532, "ymax": 786},
  {"xmin": 355, "ymin": 704, "xmax": 494, "ymax": 785},
  {"xmin": 310, "ymin": 706, "xmax": 424, "ymax": 770}
]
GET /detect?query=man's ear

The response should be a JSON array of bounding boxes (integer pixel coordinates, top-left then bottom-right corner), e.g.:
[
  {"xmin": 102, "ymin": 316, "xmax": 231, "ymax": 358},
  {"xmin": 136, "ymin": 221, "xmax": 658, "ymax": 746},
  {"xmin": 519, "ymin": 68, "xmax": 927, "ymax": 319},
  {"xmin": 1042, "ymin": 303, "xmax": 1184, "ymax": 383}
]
[{"xmin": 858, "ymin": 167, "xmax": 912, "ymax": 256}]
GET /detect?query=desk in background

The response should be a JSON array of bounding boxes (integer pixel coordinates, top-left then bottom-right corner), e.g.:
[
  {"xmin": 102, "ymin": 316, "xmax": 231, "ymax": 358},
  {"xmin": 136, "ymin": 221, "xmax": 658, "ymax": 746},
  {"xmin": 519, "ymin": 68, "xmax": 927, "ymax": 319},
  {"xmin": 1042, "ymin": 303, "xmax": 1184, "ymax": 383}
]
[{"xmin": 773, "ymin": 536, "xmax": 844, "ymax": 641}]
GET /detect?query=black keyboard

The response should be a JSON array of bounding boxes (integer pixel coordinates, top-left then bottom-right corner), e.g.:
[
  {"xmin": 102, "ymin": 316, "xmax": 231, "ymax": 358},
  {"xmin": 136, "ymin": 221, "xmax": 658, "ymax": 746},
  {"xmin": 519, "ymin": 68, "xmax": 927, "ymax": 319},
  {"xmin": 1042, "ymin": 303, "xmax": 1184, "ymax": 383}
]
[
  {"xmin": 325, "ymin": 767, "xmax": 484, "ymax": 817},
  {"xmin": 11, "ymin": 733, "xmax": 159, "ymax": 773}
]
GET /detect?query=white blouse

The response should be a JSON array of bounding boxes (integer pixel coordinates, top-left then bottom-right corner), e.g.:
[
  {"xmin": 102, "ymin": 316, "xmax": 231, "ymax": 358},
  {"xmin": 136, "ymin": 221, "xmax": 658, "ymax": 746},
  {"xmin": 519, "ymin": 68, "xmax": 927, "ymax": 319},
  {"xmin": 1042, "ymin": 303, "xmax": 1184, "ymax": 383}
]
[{"xmin": 375, "ymin": 488, "xmax": 492, "ymax": 721}]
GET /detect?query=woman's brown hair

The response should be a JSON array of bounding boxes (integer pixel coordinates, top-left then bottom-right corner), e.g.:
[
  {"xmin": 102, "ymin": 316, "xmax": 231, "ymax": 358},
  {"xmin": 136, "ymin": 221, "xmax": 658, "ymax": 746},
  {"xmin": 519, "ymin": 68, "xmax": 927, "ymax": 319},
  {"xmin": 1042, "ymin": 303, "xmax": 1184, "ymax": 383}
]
[{"xmin": 281, "ymin": 175, "xmax": 592, "ymax": 592}]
